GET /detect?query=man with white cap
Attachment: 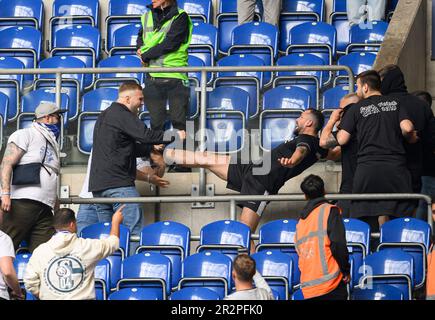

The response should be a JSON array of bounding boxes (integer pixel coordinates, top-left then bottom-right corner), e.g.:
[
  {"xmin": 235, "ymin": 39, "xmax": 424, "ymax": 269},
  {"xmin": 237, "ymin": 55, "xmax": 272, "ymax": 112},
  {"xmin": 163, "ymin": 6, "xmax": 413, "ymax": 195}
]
[{"xmin": 0, "ymin": 102, "xmax": 66, "ymax": 252}]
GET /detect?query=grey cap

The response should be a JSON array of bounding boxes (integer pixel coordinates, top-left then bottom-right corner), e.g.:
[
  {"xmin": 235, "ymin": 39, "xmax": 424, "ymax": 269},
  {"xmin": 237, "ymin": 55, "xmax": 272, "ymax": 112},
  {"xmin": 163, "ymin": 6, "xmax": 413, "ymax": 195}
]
[{"xmin": 35, "ymin": 102, "xmax": 67, "ymax": 119}]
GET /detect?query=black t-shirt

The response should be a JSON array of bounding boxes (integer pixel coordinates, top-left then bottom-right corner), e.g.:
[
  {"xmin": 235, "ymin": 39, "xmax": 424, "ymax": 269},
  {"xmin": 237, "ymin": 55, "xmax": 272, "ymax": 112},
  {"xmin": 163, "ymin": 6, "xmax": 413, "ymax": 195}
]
[
  {"xmin": 339, "ymin": 95, "xmax": 409, "ymax": 164},
  {"xmin": 253, "ymin": 134, "xmax": 328, "ymax": 194}
]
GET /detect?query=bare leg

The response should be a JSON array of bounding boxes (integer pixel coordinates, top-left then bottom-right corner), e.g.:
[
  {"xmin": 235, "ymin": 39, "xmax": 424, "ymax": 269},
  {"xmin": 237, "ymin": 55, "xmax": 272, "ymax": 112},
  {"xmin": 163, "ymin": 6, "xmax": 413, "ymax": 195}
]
[
  {"xmin": 164, "ymin": 148, "xmax": 231, "ymax": 181},
  {"xmin": 378, "ymin": 215, "xmax": 389, "ymax": 228},
  {"xmin": 239, "ymin": 207, "xmax": 262, "ymax": 254}
]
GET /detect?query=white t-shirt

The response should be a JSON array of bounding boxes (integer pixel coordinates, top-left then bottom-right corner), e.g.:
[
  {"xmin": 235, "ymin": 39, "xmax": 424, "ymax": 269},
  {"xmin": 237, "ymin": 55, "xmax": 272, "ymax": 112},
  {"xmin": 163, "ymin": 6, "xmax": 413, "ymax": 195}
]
[
  {"xmin": 8, "ymin": 125, "xmax": 59, "ymax": 209},
  {"xmin": 0, "ymin": 231, "xmax": 15, "ymax": 300}
]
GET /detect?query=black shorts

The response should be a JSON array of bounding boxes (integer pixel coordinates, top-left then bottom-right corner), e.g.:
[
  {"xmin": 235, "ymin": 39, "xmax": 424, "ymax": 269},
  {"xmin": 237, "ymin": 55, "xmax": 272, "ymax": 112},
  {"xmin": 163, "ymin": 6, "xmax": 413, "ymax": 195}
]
[{"xmin": 226, "ymin": 163, "xmax": 270, "ymax": 216}]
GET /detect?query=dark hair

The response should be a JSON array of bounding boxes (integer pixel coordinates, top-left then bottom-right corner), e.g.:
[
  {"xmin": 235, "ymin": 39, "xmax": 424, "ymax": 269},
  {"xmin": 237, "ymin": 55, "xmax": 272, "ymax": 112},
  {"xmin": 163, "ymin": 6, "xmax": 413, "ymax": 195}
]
[
  {"xmin": 378, "ymin": 64, "xmax": 400, "ymax": 80},
  {"xmin": 53, "ymin": 208, "xmax": 76, "ymax": 229},
  {"xmin": 412, "ymin": 90, "xmax": 433, "ymax": 107},
  {"xmin": 357, "ymin": 70, "xmax": 381, "ymax": 92},
  {"xmin": 119, "ymin": 81, "xmax": 143, "ymax": 94},
  {"xmin": 306, "ymin": 108, "xmax": 324, "ymax": 132},
  {"xmin": 300, "ymin": 174, "xmax": 325, "ymax": 200},
  {"xmin": 233, "ymin": 254, "xmax": 256, "ymax": 282}
]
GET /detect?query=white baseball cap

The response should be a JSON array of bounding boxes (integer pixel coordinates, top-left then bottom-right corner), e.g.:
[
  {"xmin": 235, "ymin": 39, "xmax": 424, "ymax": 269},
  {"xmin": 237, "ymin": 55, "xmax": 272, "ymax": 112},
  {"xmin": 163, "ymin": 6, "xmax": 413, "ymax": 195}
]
[{"xmin": 35, "ymin": 102, "xmax": 67, "ymax": 119}]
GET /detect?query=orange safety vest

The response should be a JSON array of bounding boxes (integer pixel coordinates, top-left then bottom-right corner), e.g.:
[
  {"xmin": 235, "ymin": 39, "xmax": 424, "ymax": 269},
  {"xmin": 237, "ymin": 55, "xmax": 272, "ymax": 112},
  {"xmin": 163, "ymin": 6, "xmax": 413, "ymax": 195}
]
[
  {"xmin": 427, "ymin": 244, "xmax": 435, "ymax": 300},
  {"xmin": 295, "ymin": 203, "xmax": 343, "ymax": 299}
]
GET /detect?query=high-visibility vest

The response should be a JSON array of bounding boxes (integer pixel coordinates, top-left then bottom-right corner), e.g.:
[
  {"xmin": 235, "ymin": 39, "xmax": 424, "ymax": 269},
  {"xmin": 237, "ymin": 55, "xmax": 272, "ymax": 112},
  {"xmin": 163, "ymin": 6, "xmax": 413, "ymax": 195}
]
[
  {"xmin": 140, "ymin": 8, "xmax": 192, "ymax": 80},
  {"xmin": 295, "ymin": 203, "xmax": 343, "ymax": 299},
  {"xmin": 427, "ymin": 245, "xmax": 435, "ymax": 300}
]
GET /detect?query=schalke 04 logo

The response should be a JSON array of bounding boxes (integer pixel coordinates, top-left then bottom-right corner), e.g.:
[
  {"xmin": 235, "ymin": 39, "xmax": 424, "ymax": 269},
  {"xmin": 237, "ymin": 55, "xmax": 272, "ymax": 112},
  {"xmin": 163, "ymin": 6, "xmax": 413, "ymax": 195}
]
[{"xmin": 45, "ymin": 256, "xmax": 85, "ymax": 293}]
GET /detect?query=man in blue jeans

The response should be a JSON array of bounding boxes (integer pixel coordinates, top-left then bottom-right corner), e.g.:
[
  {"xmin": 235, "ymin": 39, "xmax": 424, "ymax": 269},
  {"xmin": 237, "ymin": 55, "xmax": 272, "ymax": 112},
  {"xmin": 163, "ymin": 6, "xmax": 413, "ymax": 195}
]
[{"xmin": 89, "ymin": 82, "xmax": 183, "ymax": 253}]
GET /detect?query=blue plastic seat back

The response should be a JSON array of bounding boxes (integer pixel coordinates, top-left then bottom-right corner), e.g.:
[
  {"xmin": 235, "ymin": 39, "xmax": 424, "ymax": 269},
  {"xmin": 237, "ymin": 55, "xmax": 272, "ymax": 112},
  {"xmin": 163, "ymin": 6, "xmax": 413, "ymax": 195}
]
[
  {"xmin": 190, "ymin": 22, "xmax": 218, "ymax": 65},
  {"xmin": 138, "ymin": 221, "xmax": 191, "ymax": 288},
  {"xmin": 0, "ymin": 91, "xmax": 8, "ymax": 126},
  {"xmin": 108, "ymin": 287, "xmax": 161, "ymax": 300},
  {"xmin": 170, "ymin": 287, "xmax": 221, "ymax": 300},
  {"xmin": 263, "ymin": 86, "xmax": 311, "ymax": 111},
  {"xmin": 279, "ymin": 0, "xmax": 325, "ymax": 52},
  {"xmin": 276, "ymin": 53, "xmax": 326, "ymax": 86},
  {"xmin": 81, "ymin": 222, "xmax": 130, "ymax": 257},
  {"xmin": 78, "ymin": 113, "xmax": 97, "ymax": 154},
  {"xmin": 181, "ymin": 251, "xmax": 233, "ymax": 298},
  {"xmin": 261, "ymin": 111, "xmax": 300, "ymax": 150},
  {"xmin": 110, "ymin": 23, "xmax": 141, "ymax": 55},
  {"xmin": 14, "ymin": 252, "xmax": 31, "ymax": 281},
  {"xmin": 205, "ymin": 116, "xmax": 244, "ymax": 153},
  {"xmin": 120, "ymin": 252, "xmax": 172, "ymax": 297},
  {"xmin": 188, "ymin": 54, "xmax": 209, "ymax": 83},
  {"xmin": 292, "ymin": 288, "xmax": 304, "ymax": 300},
  {"xmin": 252, "ymin": 250, "xmax": 293, "ymax": 300},
  {"xmin": 337, "ymin": 52, "xmax": 377, "ymax": 78},
  {"xmin": 0, "ymin": 0, "xmax": 44, "ymax": 30},
  {"xmin": 348, "ymin": 20, "xmax": 388, "ymax": 53},
  {"xmin": 0, "ymin": 56, "xmax": 23, "ymax": 121},
  {"xmin": 97, "ymin": 55, "xmax": 144, "ymax": 87},
  {"xmin": 217, "ymin": 54, "xmax": 264, "ymax": 84},
  {"xmin": 178, "ymin": 0, "xmax": 212, "ymax": 23},
  {"xmin": 352, "ymin": 283, "xmax": 404, "ymax": 300},
  {"xmin": 380, "ymin": 218, "xmax": 431, "ymax": 250},
  {"xmin": 199, "ymin": 220, "xmax": 251, "ymax": 260},
  {"xmin": 81, "ymin": 87, "xmax": 118, "ymax": 112},
  {"xmin": 208, "ymin": 86, "xmax": 250, "ymax": 117},
  {"xmin": 259, "ymin": 219, "xmax": 298, "ymax": 245},
  {"xmin": 362, "ymin": 249, "xmax": 414, "ymax": 299},
  {"xmin": 95, "ymin": 258, "xmax": 111, "ymax": 300},
  {"xmin": 332, "ymin": 0, "xmax": 346, "ymax": 11},
  {"xmin": 322, "ymin": 85, "xmax": 349, "ymax": 110},
  {"xmin": 288, "ymin": 21, "xmax": 337, "ymax": 63},
  {"xmin": 343, "ymin": 218, "xmax": 371, "ymax": 254},
  {"xmin": 105, "ymin": 255, "xmax": 122, "ymax": 290}
]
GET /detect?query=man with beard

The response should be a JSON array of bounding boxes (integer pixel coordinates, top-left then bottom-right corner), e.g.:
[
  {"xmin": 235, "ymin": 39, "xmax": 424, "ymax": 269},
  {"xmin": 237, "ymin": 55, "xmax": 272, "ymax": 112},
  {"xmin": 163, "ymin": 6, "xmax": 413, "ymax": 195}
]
[{"xmin": 164, "ymin": 109, "xmax": 338, "ymax": 252}]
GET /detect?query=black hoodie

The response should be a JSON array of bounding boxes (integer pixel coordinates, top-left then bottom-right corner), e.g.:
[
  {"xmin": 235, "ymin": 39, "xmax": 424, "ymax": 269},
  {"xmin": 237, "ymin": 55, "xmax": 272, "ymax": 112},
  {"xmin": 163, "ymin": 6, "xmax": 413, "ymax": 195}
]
[
  {"xmin": 381, "ymin": 67, "xmax": 434, "ymax": 190},
  {"xmin": 298, "ymin": 198, "xmax": 350, "ymax": 277}
]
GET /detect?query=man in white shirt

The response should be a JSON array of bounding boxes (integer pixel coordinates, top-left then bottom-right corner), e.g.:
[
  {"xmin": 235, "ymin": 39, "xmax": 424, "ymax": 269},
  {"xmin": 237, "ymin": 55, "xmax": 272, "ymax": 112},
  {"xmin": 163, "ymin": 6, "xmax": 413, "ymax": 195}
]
[
  {"xmin": 0, "ymin": 102, "xmax": 65, "ymax": 252},
  {"xmin": 0, "ymin": 230, "xmax": 24, "ymax": 300},
  {"xmin": 23, "ymin": 206, "xmax": 124, "ymax": 300},
  {"xmin": 225, "ymin": 254, "xmax": 274, "ymax": 300}
]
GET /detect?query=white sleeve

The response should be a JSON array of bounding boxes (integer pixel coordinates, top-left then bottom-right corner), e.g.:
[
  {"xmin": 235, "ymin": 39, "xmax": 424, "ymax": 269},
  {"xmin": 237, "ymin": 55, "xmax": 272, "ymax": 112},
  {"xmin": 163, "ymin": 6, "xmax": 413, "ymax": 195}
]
[
  {"xmin": 23, "ymin": 255, "xmax": 41, "ymax": 297},
  {"xmin": 0, "ymin": 233, "xmax": 15, "ymax": 259},
  {"xmin": 96, "ymin": 235, "xmax": 120, "ymax": 260},
  {"xmin": 8, "ymin": 130, "xmax": 30, "ymax": 152},
  {"xmin": 253, "ymin": 271, "xmax": 274, "ymax": 298}
]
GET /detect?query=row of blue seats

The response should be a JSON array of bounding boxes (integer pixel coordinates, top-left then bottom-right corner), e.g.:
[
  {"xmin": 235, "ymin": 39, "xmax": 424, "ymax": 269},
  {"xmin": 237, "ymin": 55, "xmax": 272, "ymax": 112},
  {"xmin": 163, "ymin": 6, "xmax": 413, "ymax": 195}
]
[{"xmin": 15, "ymin": 217, "xmax": 431, "ymax": 300}]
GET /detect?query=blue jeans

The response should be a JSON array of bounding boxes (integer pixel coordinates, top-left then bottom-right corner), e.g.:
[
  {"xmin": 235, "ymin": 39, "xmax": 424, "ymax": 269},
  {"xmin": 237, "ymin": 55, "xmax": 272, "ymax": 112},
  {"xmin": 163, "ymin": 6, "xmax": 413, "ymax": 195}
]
[
  {"xmin": 347, "ymin": 0, "xmax": 386, "ymax": 26},
  {"xmin": 93, "ymin": 186, "xmax": 144, "ymax": 254},
  {"xmin": 76, "ymin": 203, "xmax": 99, "ymax": 235},
  {"xmin": 416, "ymin": 176, "xmax": 435, "ymax": 222}
]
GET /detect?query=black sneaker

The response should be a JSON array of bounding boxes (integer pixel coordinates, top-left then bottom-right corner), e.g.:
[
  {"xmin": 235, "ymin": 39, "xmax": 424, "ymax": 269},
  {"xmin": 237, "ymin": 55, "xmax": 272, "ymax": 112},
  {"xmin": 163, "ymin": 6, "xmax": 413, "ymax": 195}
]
[{"xmin": 168, "ymin": 165, "xmax": 192, "ymax": 173}]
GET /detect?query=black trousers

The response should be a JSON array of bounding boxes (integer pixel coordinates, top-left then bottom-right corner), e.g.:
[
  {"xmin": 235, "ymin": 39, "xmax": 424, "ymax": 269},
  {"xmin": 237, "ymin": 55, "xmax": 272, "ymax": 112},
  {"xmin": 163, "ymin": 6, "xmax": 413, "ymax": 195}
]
[
  {"xmin": 307, "ymin": 281, "xmax": 348, "ymax": 301},
  {"xmin": 0, "ymin": 199, "xmax": 55, "ymax": 253},
  {"xmin": 142, "ymin": 77, "xmax": 190, "ymax": 131}
]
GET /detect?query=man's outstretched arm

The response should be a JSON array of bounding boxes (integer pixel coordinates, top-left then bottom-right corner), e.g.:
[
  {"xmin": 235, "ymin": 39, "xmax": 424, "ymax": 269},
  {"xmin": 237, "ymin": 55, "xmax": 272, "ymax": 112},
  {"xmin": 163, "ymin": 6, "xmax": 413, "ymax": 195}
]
[{"xmin": 278, "ymin": 145, "xmax": 309, "ymax": 168}]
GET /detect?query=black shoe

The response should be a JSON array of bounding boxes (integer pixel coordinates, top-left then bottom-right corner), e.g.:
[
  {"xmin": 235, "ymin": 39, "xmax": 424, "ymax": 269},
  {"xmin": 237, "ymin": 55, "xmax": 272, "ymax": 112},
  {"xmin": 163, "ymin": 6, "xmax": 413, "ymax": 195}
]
[{"xmin": 168, "ymin": 165, "xmax": 192, "ymax": 173}]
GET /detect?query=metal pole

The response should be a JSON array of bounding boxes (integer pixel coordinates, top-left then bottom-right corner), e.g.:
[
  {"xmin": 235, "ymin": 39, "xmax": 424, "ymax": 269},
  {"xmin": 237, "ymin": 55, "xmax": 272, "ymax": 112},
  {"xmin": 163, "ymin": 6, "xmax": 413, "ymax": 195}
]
[
  {"xmin": 199, "ymin": 69, "xmax": 208, "ymax": 197},
  {"xmin": 230, "ymin": 199, "xmax": 236, "ymax": 221},
  {"xmin": 55, "ymin": 72, "xmax": 62, "ymax": 110}
]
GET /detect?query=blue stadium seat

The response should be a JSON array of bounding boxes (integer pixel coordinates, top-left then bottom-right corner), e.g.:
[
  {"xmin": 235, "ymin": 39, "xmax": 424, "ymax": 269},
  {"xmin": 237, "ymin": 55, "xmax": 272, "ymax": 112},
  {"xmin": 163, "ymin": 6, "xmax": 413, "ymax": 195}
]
[
  {"xmin": 263, "ymin": 86, "xmax": 311, "ymax": 111},
  {"xmin": 343, "ymin": 218, "xmax": 370, "ymax": 289},
  {"xmin": 0, "ymin": 0, "xmax": 44, "ymax": 30},
  {"xmin": 0, "ymin": 56, "xmax": 23, "ymax": 121},
  {"xmin": 77, "ymin": 112, "xmax": 97, "ymax": 154},
  {"xmin": 108, "ymin": 287, "xmax": 160, "ymax": 300},
  {"xmin": 257, "ymin": 219, "xmax": 300, "ymax": 286},
  {"xmin": 0, "ymin": 26, "xmax": 42, "ymax": 86},
  {"xmin": 13, "ymin": 252, "xmax": 31, "ymax": 283},
  {"xmin": 51, "ymin": 25, "xmax": 101, "ymax": 88},
  {"xmin": 35, "ymin": 56, "xmax": 85, "ymax": 120},
  {"xmin": 287, "ymin": 22, "xmax": 337, "ymax": 65},
  {"xmin": 170, "ymin": 287, "xmax": 221, "ymax": 300},
  {"xmin": 291, "ymin": 288, "xmax": 304, "ymax": 300},
  {"xmin": 109, "ymin": 23, "xmax": 141, "ymax": 56},
  {"xmin": 330, "ymin": 0, "xmax": 349, "ymax": 53},
  {"xmin": 197, "ymin": 220, "xmax": 251, "ymax": 261},
  {"xmin": 352, "ymin": 283, "xmax": 404, "ymax": 300},
  {"xmin": 252, "ymin": 250, "xmax": 294, "ymax": 300},
  {"xmin": 95, "ymin": 258, "xmax": 111, "ymax": 300},
  {"xmin": 190, "ymin": 22, "xmax": 218, "ymax": 67},
  {"xmin": 275, "ymin": 53, "xmax": 324, "ymax": 107},
  {"xmin": 0, "ymin": 92, "xmax": 8, "ymax": 132},
  {"xmin": 260, "ymin": 108, "xmax": 301, "ymax": 151},
  {"xmin": 180, "ymin": 251, "xmax": 232, "ymax": 299},
  {"xmin": 347, "ymin": 20, "xmax": 388, "ymax": 54},
  {"xmin": 188, "ymin": 54, "xmax": 211, "ymax": 84},
  {"xmin": 279, "ymin": 0, "xmax": 325, "ymax": 52},
  {"xmin": 336, "ymin": 52, "xmax": 376, "ymax": 85},
  {"xmin": 106, "ymin": 0, "xmax": 149, "ymax": 52},
  {"xmin": 321, "ymin": 85, "xmax": 350, "ymax": 110},
  {"xmin": 50, "ymin": 0, "xmax": 99, "ymax": 41},
  {"xmin": 117, "ymin": 252, "xmax": 171, "ymax": 299},
  {"xmin": 215, "ymin": 54, "xmax": 264, "ymax": 119},
  {"xmin": 178, "ymin": 0, "xmax": 212, "ymax": 24},
  {"xmin": 216, "ymin": 0, "xmax": 261, "ymax": 55},
  {"xmin": 136, "ymin": 221, "xmax": 191, "ymax": 290},
  {"xmin": 187, "ymin": 78, "xmax": 199, "ymax": 119},
  {"xmin": 378, "ymin": 218, "xmax": 431, "ymax": 289},
  {"xmin": 207, "ymin": 86, "xmax": 250, "ymax": 120},
  {"xmin": 81, "ymin": 87, "xmax": 118, "ymax": 112},
  {"xmin": 359, "ymin": 249, "xmax": 414, "ymax": 300},
  {"xmin": 81, "ymin": 222, "xmax": 130, "ymax": 289},
  {"xmin": 96, "ymin": 55, "xmax": 144, "ymax": 88}
]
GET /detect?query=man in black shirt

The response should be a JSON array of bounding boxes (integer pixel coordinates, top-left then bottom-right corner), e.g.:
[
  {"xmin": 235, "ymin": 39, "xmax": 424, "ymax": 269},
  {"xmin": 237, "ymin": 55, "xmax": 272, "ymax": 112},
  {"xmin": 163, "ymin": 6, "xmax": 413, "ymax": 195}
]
[
  {"xmin": 164, "ymin": 109, "xmax": 337, "ymax": 252},
  {"xmin": 89, "ymin": 82, "xmax": 182, "ymax": 247},
  {"xmin": 320, "ymin": 93, "xmax": 361, "ymax": 218},
  {"xmin": 330, "ymin": 70, "xmax": 417, "ymax": 233}
]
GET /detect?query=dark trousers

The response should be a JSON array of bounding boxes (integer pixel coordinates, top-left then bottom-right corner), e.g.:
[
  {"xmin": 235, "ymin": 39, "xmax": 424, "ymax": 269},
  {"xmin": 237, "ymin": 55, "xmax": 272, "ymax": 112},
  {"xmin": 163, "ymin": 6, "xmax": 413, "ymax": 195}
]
[
  {"xmin": 0, "ymin": 199, "xmax": 55, "ymax": 253},
  {"xmin": 308, "ymin": 281, "xmax": 348, "ymax": 301},
  {"xmin": 142, "ymin": 77, "xmax": 190, "ymax": 131}
]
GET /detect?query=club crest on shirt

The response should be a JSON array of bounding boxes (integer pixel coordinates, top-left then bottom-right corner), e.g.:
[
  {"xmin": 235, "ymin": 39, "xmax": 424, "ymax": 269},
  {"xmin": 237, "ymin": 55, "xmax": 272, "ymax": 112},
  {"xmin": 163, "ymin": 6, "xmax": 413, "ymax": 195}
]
[{"xmin": 44, "ymin": 255, "xmax": 85, "ymax": 293}]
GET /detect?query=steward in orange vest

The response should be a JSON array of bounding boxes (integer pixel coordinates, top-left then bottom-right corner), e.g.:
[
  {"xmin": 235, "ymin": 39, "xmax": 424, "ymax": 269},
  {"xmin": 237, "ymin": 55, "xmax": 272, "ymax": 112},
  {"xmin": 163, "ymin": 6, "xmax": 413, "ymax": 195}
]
[
  {"xmin": 427, "ymin": 244, "xmax": 435, "ymax": 300},
  {"xmin": 296, "ymin": 175, "xmax": 350, "ymax": 300}
]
